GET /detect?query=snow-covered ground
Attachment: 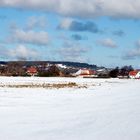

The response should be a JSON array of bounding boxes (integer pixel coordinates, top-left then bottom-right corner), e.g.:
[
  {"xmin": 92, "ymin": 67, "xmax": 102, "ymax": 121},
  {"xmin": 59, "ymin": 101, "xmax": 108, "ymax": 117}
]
[{"xmin": 0, "ymin": 77, "xmax": 140, "ymax": 140}]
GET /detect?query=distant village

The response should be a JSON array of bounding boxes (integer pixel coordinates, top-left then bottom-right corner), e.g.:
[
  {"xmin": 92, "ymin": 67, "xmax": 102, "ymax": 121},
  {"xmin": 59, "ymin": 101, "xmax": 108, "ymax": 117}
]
[{"xmin": 0, "ymin": 61, "xmax": 139, "ymax": 79}]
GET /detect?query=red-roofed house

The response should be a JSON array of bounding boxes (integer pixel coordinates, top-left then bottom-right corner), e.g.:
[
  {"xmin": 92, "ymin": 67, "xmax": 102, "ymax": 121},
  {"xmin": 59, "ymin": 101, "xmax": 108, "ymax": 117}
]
[
  {"xmin": 26, "ymin": 67, "xmax": 38, "ymax": 76},
  {"xmin": 129, "ymin": 70, "xmax": 140, "ymax": 79}
]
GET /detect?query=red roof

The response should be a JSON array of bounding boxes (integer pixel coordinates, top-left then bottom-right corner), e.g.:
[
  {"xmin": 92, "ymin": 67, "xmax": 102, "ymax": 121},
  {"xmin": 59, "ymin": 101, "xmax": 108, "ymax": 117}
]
[
  {"xmin": 27, "ymin": 67, "xmax": 38, "ymax": 74},
  {"xmin": 129, "ymin": 70, "xmax": 138, "ymax": 76}
]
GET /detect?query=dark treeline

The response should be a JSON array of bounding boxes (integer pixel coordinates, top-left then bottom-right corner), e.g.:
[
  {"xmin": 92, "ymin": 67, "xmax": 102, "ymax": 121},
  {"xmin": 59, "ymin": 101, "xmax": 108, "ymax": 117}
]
[{"xmin": 109, "ymin": 65, "xmax": 134, "ymax": 78}]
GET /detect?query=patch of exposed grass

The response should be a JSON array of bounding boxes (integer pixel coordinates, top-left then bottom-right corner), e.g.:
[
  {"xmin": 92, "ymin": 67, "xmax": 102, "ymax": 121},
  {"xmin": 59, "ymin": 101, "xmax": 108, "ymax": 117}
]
[{"xmin": 0, "ymin": 82, "xmax": 85, "ymax": 89}]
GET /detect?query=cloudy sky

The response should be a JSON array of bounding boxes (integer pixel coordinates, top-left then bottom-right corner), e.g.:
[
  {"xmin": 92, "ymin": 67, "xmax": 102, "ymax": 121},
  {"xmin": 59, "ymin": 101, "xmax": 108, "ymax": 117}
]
[{"xmin": 0, "ymin": 0, "xmax": 140, "ymax": 68}]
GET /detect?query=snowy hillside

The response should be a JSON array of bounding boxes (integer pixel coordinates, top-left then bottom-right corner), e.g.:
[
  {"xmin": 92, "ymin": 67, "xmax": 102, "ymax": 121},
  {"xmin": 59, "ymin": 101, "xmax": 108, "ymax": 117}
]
[{"xmin": 0, "ymin": 77, "xmax": 140, "ymax": 140}]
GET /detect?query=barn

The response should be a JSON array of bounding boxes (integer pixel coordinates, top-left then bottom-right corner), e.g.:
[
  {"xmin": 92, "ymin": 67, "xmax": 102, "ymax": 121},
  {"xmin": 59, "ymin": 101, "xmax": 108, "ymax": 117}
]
[
  {"xmin": 129, "ymin": 70, "xmax": 140, "ymax": 79},
  {"xmin": 26, "ymin": 67, "xmax": 38, "ymax": 76},
  {"xmin": 74, "ymin": 69, "xmax": 96, "ymax": 77}
]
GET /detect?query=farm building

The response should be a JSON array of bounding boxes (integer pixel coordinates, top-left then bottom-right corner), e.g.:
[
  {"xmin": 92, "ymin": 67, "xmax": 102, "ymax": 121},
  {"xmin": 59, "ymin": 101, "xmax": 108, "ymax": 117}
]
[
  {"xmin": 26, "ymin": 67, "xmax": 38, "ymax": 76},
  {"xmin": 74, "ymin": 69, "xmax": 96, "ymax": 77},
  {"xmin": 129, "ymin": 70, "xmax": 140, "ymax": 79}
]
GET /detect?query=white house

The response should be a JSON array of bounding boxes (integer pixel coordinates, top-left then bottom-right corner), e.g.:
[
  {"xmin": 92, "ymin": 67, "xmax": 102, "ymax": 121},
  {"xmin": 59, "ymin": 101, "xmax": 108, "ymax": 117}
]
[{"xmin": 73, "ymin": 69, "xmax": 97, "ymax": 77}]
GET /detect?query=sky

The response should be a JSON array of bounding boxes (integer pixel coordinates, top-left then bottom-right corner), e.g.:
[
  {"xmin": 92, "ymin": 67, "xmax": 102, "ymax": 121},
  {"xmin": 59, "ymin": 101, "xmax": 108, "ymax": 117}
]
[{"xmin": 0, "ymin": 0, "xmax": 140, "ymax": 68}]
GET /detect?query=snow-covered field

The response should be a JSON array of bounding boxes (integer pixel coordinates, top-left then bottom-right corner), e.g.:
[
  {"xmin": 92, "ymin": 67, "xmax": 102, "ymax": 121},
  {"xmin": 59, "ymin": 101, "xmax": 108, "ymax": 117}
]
[{"xmin": 0, "ymin": 77, "xmax": 140, "ymax": 140}]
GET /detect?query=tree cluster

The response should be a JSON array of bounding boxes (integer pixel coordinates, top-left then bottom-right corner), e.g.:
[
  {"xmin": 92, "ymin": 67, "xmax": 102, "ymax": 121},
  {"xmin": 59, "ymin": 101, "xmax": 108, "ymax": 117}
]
[
  {"xmin": 109, "ymin": 65, "xmax": 134, "ymax": 78},
  {"xmin": 38, "ymin": 65, "xmax": 63, "ymax": 77}
]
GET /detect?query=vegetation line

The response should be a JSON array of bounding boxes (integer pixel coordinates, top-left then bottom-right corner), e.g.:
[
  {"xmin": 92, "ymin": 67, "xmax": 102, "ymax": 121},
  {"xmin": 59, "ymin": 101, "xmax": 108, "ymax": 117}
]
[{"xmin": 0, "ymin": 82, "xmax": 87, "ymax": 89}]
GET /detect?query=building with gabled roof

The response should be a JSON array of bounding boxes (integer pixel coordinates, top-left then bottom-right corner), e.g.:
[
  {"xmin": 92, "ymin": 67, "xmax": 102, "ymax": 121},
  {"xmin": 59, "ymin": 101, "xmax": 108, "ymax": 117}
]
[
  {"xmin": 129, "ymin": 70, "xmax": 140, "ymax": 79},
  {"xmin": 73, "ymin": 68, "xmax": 96, "ymax": 77},
  {"xmin": 26, "ymin": 66, "xmax": 38, "ymax": 76}
]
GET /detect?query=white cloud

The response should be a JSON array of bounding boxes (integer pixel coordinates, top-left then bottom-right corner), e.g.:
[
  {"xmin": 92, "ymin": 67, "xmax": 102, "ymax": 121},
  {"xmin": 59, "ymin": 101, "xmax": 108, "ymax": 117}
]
[
  {"xmin": 97, "ymin": 38, "xmax": 118, "ymax": 48},
  {"xmin": 58, "ymin": 18, "xmax": 73, "ymax": 30},
  {"xmin": 0, "ymin": 44, "xmax": 40, "ymax": 60},
  {"xmin": 123, "ymin": 40, "xmax": 140, "ymax": 59},
  {"xmin": 57, "ymin": 41, "xmax": 90, "ymax": 62},
  {"xmin": 9, "ymin": 45, "xmax": 39, "ymax": 60},
  {"xmin": 123, "ymin": 48, "xmax": 140, "ymax": 59},
  {"xmin": 1, "ymin": 0, "xmax": 140, "ymax": 19},
  {"xmin": 9, "ymin": 29, "xmax": 49, "ymax": 46},
  {"xmin": 26, "ymin": 16, "xmax": 47, "ymax": 30}
]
